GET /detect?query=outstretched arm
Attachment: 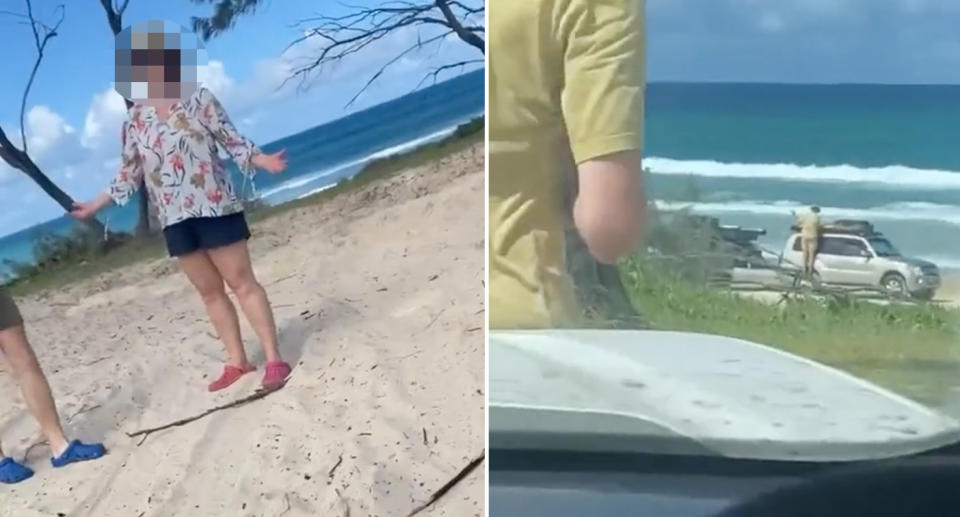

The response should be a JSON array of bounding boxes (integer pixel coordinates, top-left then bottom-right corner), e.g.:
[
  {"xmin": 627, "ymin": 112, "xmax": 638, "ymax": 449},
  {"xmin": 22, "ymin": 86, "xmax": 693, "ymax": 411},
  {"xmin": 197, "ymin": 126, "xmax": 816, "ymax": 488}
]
[
  {"xmin": 196, "ymin": 88, "xmax": 286, "ymax": 175},
  {"xmin": 72, "ymin": 121, "xmax": 142, "ymax": 219}
]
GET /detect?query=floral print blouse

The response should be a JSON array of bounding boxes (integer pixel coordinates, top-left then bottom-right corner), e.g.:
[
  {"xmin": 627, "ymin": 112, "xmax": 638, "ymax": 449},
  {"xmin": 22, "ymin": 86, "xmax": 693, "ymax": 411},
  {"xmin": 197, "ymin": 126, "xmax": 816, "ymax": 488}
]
[{"xmin": 107, "ymin": 87, "xmax": 260, "ymax": 229}]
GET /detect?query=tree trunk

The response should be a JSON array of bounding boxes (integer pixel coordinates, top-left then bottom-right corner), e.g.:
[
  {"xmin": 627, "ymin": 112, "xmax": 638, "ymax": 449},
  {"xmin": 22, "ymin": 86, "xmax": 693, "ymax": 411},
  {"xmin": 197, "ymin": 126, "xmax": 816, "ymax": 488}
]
[
  {"xmin": 0, "ymin": 127, "xmax": 107, "ymax": 235},
  {"xmin": 102, "ymin": 1, "xmax": 154, "ymax": 235},
  {"xmin": 134, "ymin": 188, "xmax": 151, "ymax": 235}
]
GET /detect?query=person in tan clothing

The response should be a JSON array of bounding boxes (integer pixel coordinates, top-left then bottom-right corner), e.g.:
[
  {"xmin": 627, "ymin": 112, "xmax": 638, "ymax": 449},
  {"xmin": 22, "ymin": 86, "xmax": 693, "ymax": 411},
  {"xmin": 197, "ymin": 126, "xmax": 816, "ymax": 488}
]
[{"xmin": 797, "ymin": 206, "xmax": 822, "ymax": 277}]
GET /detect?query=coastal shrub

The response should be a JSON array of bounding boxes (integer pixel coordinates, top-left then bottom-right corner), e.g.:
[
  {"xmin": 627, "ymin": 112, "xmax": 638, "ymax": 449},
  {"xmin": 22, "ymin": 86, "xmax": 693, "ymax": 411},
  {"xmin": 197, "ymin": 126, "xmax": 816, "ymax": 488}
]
[
  {"xmin": 2, "ymin": 226, "xmax": 132, "ymax": 285},
  {"xmin": 453, "ymin": 117, "xmax": 484, "ymax": 138},
  {"xmin": 637, "ymin": 206, "xmax": 741, "ymax": 284}
]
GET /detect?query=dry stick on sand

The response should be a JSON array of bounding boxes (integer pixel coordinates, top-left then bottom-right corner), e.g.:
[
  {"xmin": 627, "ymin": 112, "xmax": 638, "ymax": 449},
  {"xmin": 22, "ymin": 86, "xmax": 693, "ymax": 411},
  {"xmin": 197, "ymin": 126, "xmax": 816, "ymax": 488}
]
[
  {"xmin": 126, "ymin": 382, "xmax": 289, "ymax": 445},
  {"xmin": 407, "ymin": 452, "xmax": 485, "ymax": 517},
  {"xmin": 267, "ymin": 273, "xmax": 299, "ymax": 287},
  {"xmin": 328, "ymin": 454, "xmax": 344, "ymax": 481}
]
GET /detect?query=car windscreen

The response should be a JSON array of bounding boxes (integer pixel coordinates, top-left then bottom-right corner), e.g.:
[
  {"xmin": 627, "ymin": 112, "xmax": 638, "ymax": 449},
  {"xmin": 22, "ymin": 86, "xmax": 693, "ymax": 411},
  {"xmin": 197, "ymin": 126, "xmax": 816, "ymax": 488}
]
[{"xmin": 489, "ymin": 0, "xmax": 960, "ymax": 471}]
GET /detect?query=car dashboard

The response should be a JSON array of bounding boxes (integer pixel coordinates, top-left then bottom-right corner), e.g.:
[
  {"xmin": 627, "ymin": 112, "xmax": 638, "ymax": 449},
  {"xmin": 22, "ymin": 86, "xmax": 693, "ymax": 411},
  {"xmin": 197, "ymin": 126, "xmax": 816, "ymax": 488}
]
[{"xmin": 489, "ymin": 445, "xmax": 960, "ymax": 517}]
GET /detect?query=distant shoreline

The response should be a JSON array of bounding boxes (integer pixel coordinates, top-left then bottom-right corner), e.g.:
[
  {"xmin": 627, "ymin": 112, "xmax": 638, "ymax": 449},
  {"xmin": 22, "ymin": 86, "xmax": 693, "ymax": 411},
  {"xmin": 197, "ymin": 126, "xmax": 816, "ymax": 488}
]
[{"xmin": 3, "ymin": 116, "xmax": 483, "ymax": 294}]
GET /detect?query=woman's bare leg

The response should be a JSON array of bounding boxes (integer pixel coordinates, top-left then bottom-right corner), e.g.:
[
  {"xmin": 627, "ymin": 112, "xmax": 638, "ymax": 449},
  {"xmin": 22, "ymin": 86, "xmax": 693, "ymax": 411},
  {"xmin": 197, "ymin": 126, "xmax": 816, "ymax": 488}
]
[
  {"xmin": 207, "ymin": 241, "xmax": 282, "ymax": 363},
  {"xmin": 178, "ymin": 250, "xmax": 250, "ymax": 368},
  {"xmin": 0, "ymin": 325, "xmax": 69, "ymax": 456}
]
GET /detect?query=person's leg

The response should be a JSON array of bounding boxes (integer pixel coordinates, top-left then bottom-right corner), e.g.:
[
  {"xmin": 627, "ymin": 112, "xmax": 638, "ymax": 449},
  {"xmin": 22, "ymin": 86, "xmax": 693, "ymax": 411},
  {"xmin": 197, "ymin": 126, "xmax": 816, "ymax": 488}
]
[
  {"xmin": 206, "ymin": 240, "xmax": 282, "ymax": 364},
  {"xmin": 178, "ymin": 250, "xmax": 251, "ymax": 369},
  {"xmin": 0, "ymin": 292, "xmax": 104, "ymax": 479},
  {"xmin": 0, "ymin": 325, "xmax": 69, "ymax": 458},
  {"xmin": 808, "ymin": 240, "xmax": 819, "ymax": 275}
]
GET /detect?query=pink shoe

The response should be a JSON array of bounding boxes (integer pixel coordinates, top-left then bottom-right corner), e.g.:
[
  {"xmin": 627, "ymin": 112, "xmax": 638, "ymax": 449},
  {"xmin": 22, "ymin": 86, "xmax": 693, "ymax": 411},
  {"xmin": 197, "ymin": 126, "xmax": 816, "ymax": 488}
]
[
  {"xmin": 208, "ymin": 363, "xmax": 256, "ymax": 392},
  {"xmin": 262, "ymin": 361, "xmax": 292, "ymax": 390}
]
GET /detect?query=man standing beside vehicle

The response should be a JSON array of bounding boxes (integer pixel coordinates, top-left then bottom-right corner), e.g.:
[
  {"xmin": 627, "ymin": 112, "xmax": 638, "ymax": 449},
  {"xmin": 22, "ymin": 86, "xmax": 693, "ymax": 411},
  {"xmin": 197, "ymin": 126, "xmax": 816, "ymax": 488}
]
[{"xmin": 796, "ymin": 206, "xmax": 822, "ymax": 278}]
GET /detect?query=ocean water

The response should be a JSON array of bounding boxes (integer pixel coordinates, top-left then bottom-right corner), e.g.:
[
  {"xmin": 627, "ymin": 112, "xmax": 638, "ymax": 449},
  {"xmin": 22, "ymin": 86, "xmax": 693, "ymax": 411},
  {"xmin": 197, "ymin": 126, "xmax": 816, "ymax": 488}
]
[
  {"xmin": 645, "ymin": 83, "xmax": 960, "ymax": 270},
  {"xmin": 0, "ymin": 69, "xmax": 484, "ymax": 277}
]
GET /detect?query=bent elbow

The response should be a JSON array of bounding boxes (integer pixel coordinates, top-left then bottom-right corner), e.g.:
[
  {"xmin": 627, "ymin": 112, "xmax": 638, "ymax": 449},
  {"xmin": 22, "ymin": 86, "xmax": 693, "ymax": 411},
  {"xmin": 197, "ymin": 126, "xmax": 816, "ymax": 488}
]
[{"xmin": 574, "ymin": 204, "xmax": 646, "ymax": 265}]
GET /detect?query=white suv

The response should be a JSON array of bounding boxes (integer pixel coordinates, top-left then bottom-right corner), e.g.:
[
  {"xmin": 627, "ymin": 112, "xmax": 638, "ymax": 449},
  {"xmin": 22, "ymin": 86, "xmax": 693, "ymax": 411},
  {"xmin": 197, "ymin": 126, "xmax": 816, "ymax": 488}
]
[{"xmin": 780, "ymin": 225, "xmax": 940, "ymax": 300}]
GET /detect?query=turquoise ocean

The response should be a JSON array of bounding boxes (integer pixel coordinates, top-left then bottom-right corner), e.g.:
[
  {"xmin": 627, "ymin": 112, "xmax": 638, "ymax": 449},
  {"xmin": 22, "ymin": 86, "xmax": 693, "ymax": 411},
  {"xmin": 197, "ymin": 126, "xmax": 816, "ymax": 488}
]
[
  {"xmin": 646, "ymin": 83, "xmax": 960, "ymax": 269},
  {"xmin": 0, "ymin": 70, "xmax": 484, "ymax": 278}
]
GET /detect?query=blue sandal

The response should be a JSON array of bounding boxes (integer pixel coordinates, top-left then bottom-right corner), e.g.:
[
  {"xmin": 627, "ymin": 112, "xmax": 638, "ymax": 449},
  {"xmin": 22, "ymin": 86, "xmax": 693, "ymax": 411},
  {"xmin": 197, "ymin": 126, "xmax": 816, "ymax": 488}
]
[
  {"xmin": 0, "ymin": 457, "xmax": 34, "ymax": 484},
  {"xmin": 50, "ymin": 440, "xmax": 106, "ymax": 468}
]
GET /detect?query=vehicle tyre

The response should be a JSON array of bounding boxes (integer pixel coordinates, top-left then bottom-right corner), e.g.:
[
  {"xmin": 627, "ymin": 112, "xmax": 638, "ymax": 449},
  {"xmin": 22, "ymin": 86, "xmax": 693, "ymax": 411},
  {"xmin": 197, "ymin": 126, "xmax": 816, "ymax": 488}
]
[
  {"xmin": 881, "ymin": 273, "xmax": 908, "ymax": 298},
  {"xmin": 912, "ymin": 289, "xmax": 935, "ymax": 301}
]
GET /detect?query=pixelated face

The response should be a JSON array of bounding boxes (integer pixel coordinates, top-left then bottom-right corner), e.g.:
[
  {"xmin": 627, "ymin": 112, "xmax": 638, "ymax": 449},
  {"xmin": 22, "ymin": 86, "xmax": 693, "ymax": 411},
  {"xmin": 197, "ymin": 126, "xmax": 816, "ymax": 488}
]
[{"xmin": 114, "ymin": 19, "xmax": 208, "ymax": 104}]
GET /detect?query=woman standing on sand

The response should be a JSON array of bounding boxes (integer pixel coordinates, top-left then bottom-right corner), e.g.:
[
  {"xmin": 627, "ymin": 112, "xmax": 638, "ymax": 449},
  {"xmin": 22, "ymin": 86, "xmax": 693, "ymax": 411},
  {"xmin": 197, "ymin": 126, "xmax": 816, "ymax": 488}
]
[{"xmin": 72, "ymin": 20, "xmax": 291, "ymax": 392}]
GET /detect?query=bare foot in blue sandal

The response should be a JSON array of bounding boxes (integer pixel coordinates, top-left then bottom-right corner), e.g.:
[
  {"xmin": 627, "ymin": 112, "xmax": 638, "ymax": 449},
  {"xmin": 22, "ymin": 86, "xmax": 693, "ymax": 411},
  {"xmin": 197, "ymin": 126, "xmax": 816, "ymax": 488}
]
[
  {"xmin": 50, "ymin": 440, "xmax": 106, "ymax": 468},
  {"xmin": 0, "ymin": 457, "xmax": 34, "ymax": 484}
]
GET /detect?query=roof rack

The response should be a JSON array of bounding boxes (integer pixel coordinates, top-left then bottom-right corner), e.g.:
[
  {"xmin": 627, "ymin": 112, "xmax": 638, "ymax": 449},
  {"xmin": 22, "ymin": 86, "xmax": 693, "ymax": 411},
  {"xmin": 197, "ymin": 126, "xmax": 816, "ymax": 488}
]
[
  {"xmin": 718, "ymin": 225, "xmax": 766, "ymax": 244},
  {"xmin": 792, "ymin": 219, "xmax": 879, "ymax": 237}
]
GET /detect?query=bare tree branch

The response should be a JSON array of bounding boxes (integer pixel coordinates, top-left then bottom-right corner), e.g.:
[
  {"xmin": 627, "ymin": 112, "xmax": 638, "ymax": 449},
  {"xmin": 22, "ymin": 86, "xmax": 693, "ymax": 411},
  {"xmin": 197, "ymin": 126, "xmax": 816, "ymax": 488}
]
[
  {"xmin": 0, "ymin": 9, "xmax": 30, "ymax": 20},
  {"xmin": 189, "ymin": 0, "xmax": 264, "ymax": 40},
  {"xmin": 414, "ymin": 58, "xmax": 483, "ymax": 90},
  {"xmin": 343, "ymin": 30, "xmax": 452, "ymax": 107},
  {"xmin": 287, "ymin": 1, "xmax": 483, "ymax": 107},
  {"xmin": 435, "ymin": 0, "xmax": 483, "ymax": 52},
  {"xmin": 194, "ymin": 0, "xmax": 484, "ymax": 108},
  {"xmin": 0, "ymin": 2, "xmax": 106, "ymax": 234},
  {"xmin": 98, "ymin": 0, "xmax": 155, "ymax": 235},
  {"xmin": 98, "ymin": 0, "xmax": 122, "ymax": 37},
  {"xmin": 20, "ymin": 1, "xmax": 64, "ymax": 154}
]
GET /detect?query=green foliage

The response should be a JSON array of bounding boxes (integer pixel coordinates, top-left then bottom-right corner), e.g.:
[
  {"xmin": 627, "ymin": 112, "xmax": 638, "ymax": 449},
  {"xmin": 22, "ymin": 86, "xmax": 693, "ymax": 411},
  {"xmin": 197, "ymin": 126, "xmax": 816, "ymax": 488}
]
[
  {"xmin": 3, "ymin": 226, "xmax": 132, "ymax": 284},
  {"xmin": 639, "ymin": 208, "xmax": 739, "ymax": 284}
]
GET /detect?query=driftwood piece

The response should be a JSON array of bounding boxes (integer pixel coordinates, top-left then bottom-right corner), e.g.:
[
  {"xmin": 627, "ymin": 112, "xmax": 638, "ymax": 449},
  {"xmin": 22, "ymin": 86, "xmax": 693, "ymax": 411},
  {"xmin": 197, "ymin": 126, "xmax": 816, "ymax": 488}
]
[
  {"xmin": 407, "ymin": 452, "xmax": 485, "ymax": 517},
  {"xmin": 126, "ymin": 383, "xmax": 287, "ymax": 444}
]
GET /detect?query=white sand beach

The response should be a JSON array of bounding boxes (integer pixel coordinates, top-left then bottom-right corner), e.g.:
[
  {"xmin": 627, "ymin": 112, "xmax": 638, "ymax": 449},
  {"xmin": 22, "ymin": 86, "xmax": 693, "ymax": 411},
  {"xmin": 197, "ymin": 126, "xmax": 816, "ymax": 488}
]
[{"xmin": 0, "ymin": 143, "xmax": 485, "ymax": 516}]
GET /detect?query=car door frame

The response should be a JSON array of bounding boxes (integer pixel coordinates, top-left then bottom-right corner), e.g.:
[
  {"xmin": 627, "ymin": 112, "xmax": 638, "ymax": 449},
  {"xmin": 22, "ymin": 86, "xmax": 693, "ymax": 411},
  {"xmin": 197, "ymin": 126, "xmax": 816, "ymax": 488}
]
[{"xmin": 816, "ymin": 235, "xmax": 875, "ymax": 286}]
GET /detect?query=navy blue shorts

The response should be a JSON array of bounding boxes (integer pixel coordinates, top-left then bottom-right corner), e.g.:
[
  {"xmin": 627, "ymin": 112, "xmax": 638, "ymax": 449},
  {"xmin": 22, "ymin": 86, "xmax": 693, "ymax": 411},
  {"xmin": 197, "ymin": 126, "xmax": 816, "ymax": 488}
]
[{"xmin": 162, "ymin": 212, "xmax": 251, "ymax": 257}]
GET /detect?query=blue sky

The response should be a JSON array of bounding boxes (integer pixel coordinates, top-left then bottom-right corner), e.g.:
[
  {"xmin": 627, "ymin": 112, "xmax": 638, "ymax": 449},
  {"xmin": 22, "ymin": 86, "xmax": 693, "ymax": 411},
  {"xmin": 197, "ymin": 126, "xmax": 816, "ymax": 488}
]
[
  {"xmin": 4, "ymin": 0, "xmax": 960, "ymax": 236},
  {"xmin": 647, "ymin": 0, "xmax": 960, "ymax": 83},
  {"xmin": 0, "ymin": 0, "xmax": 482, "ymax": 236}
]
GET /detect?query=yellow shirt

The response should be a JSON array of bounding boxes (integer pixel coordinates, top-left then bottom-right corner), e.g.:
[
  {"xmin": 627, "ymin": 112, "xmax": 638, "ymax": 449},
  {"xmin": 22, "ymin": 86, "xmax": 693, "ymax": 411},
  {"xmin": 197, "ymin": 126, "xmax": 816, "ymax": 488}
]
[{"xmin": 489, "ymin": 0, "xmax": 646, "ymax": 329}]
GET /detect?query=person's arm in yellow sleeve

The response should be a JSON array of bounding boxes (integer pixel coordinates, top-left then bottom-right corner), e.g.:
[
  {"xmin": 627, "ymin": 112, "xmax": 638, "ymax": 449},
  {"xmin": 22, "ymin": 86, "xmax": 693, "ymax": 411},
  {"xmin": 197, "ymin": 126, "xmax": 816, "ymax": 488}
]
[{"xmin": 560, "ymin": 0, "xmax": 647, "ymax": 265}]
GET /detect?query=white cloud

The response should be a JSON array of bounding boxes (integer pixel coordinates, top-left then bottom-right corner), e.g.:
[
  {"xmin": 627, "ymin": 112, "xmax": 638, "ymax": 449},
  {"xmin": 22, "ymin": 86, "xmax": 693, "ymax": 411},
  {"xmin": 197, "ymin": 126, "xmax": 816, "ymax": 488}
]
[
  {"xmin": 24, "ymin": 105, "xmax": 75, "ymax": 158},
  {"xmin": 81, "ymin": 88, "xmax": 127, "ymax": 151},
  {"xmin": 758, "ymin": 12, "xmax": 786, "ymax": 32},
  {"xmin": 199, "ymin": 60, "xmax": 235, "ymax": 98}
]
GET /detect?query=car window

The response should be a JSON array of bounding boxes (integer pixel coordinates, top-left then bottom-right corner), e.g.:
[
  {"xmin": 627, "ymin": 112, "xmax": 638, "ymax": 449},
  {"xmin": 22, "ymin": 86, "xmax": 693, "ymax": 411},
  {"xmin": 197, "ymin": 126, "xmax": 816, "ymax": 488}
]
[
  {"xmin": 844, "ymin": 239, "xmax": 868, "ymax": 257},
  {"xmin": 819, "ymin": 237, "xmax": 866, "ymax": 257},
  {"xmin": 869, "ymin": 238, "xmax": 900, "ymax": 257}
]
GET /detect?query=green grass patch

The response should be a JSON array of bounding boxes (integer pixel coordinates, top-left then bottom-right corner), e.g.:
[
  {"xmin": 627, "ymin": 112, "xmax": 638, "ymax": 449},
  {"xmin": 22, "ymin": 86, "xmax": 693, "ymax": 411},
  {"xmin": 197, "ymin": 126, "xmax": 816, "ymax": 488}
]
[{"xmin": 618, "ymin": 210, "xmax": 960, "ymax": 406}]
